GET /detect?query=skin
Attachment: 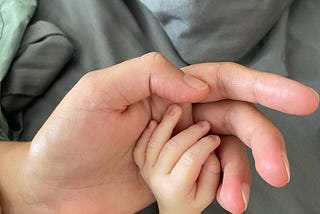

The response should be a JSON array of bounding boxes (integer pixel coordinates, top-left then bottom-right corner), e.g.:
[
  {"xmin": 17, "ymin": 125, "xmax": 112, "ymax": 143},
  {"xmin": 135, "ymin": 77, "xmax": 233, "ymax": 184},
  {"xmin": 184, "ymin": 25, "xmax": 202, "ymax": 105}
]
[
  {"xmin": 134, "ymin": 104, "xmax": 221, "ymax": 214},
  {"xmin": 0, "ymin": 52, "xmax": 318, "ymax": 214}
]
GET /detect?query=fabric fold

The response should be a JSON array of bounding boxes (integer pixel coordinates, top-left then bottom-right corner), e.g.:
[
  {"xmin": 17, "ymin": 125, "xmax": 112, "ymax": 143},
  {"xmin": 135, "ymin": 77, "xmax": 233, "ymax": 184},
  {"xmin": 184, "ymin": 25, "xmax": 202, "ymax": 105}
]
[
  {"xmin": 2, "ymin": 21, "xmax": 74, "ymax": 140},
  {"xmin": 139, "ymin": 0, "xmax": 292, "ymax": 68},
  {"xmin": 0, "ymin": 0, "xmax": 37, "ymax": 140}
]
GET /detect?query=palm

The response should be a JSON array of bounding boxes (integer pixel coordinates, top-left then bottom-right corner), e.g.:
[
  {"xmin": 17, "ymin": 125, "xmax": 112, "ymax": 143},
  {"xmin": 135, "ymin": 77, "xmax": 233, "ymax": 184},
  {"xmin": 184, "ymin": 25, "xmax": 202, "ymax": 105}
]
[{"xmin": 26, "ymin": 87, "xmax": 192, "ymax": 213}]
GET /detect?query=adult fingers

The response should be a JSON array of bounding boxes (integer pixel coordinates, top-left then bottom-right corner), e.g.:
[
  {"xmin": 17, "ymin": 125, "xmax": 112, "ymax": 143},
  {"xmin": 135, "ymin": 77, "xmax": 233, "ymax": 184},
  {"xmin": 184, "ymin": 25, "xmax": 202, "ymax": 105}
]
[
  {"xmin": 194, "ymin": 100, "xmax": 290, "ymax": 187},
  {"xmin": 216, "ymin": 136, "xmax": 251, "ymax": 214},
  {"xmin": 183, "ymin": 62, "xmax": 319, "ymax": 115},
  {"xmin": 156, "ymin": 121, "xmax": 211, "ymax": 174},
  {"xmin": 170, "ymin": 135, "xmax": 220, "ymax": 190},
  {"xmin": 72, "ymin": 52, "xmax": 209, "ymax": 112}
]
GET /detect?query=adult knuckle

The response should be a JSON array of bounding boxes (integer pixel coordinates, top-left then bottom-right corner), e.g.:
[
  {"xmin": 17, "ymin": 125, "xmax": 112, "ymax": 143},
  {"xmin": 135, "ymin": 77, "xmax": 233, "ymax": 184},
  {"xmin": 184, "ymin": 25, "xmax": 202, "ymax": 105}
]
[
  {"xmin": 224, "ymin": 61, "xmax": 238, "ymax": 67},
  {"xmin": 221, "ymin": 101, "xmax": 234, "ymax": 133},
  {"xmin": 142, "ymin": 52, "xmax": 166, "ymax": 65},
  {"xmin": 78, "ymin": 71, "xmax": 97, "ymax": 90},
  {"xmin": 76, "ymin": 71, "xmax": 112, "ymax": 108},
  {"xmin": 71, "ymin": 73, "xmax": 95, "ymax": 100},
  {"xmin": 215, "ymin": 62, "xmax": 240, "ymax": 97},
  {"xmin": 140, "ymin": 52, "xmax": 167, "ymax": 74},
  {"xmin": 215, "ymin": 63, "xmax": 228, "ymax": 98},
  {"xmin": 215, "ymin": 61, "xmax": 236, "ymax": 74},
  {"xmin": 221, "ymin": 100, "xmax": 251, "ymax": 133}
]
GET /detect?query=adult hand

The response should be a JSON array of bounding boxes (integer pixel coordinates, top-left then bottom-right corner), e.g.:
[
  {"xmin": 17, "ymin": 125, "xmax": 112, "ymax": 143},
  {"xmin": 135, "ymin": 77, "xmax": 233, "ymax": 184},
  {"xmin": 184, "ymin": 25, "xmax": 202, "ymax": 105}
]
[
  {"xmin": 0, "ymin": 52, "xmax": 210, "ymax": 214},
  {"xmin": 0, "ymin": 53, "xmax": 318, "ymax": 214}
]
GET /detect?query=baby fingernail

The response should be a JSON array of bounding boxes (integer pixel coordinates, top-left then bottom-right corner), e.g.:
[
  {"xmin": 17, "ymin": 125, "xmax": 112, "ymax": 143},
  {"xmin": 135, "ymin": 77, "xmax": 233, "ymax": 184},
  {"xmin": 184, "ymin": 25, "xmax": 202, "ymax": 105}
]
[
  {"xmin": 210, "ymin": 135, "xmax": 221, "ymax": 143},
  {"xmin": 167, "ymin": 105, "xmax": 177, "ymax": 116},
  {"xmin": 197, "ymin": 121, "xmax": 208, "ymax": 127},
  {"xmin": 241, "ymin": 183, "xmax": 250, "ymax": 211},
  {"xmin": 148, "ymin": 120, "xmax": 157, "ymax": 129},
  {"xmin": 282, "ymin": 152, "xmax": 291, "ymax": 182}
]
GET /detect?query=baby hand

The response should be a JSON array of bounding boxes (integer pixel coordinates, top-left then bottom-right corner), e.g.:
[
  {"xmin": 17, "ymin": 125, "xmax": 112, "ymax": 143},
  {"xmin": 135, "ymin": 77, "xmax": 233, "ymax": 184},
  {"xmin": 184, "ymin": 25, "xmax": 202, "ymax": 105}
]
[{"xmin": 134, "ymin": 104, "xmax": 221, "ymax": 214}]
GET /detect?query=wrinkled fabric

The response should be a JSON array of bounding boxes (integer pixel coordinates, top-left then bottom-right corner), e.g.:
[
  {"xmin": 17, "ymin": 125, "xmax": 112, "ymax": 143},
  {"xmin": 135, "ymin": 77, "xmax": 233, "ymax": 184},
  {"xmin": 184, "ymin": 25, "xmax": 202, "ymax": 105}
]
[
  {"xmin": 0, "ymin": 0, "xmax": 37, "ymax": 140},
  {"xmin": 139, "ymin": 0, "xmax": 292, "ymax": 76},
  {"xmin": 5, "ymin": 0, "xmax": 320, "ymax": 213},
  {"xmin": 0, "ymin": 0, "xmax": 36, "ymax": 80},
  {"xmin": 2, "ymin": 21, "xmax": 73, "ymax": 139}
]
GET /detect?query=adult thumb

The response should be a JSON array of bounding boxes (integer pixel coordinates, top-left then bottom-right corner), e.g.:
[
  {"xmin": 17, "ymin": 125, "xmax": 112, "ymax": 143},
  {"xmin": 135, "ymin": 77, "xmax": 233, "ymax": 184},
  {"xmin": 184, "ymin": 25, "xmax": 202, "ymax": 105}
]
[{"xmin": 73, "ymin": 52, "xmax": 209, "ymax": 111}]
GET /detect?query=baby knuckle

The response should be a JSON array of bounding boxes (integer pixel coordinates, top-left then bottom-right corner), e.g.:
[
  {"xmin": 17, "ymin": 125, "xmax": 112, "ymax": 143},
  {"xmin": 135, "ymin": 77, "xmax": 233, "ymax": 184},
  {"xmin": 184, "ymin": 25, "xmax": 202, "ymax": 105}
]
[
  {"xmin": 181, "ymin": 151, "xmax": 199, "ymax": 166},
  {"xmin": 204, "ymin": 158, "xmax": 221, "ymax": 175},
  {"xmin": 163, "ymin": 139, "xmax": 180, "ymax": 153},
  {"xmin": 147, "ymin": 138, "xmax": 162, "ymax": 151}
]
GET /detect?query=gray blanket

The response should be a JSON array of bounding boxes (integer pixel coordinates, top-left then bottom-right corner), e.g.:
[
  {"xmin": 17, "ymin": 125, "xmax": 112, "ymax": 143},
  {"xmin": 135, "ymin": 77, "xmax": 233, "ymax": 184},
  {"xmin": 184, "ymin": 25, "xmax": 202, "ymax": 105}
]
[{"xmin": 5, "ymin": 0, "xmax": 319, "ymax": 213}]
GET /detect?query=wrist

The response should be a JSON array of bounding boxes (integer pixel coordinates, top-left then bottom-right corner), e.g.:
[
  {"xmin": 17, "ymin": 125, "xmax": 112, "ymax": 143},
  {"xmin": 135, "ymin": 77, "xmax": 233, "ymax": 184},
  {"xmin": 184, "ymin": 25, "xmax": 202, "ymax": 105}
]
[{"xmin": 0, "ymin": 142, "xmax": 42, "ymax": 213}]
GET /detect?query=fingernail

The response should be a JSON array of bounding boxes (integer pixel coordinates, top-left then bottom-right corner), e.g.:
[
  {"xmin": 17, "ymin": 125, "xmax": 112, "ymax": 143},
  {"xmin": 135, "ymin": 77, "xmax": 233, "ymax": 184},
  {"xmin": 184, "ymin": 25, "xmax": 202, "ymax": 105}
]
[
  {"xmin": 183, "ymin": 74, "xmax": 208, "ymax": 90},
  {"xmin": 282, "ymin": 152, "xmax": 291, "ymax": 182},
  {"xmin": 148, "ymin": 120, "xmax": 157, "ymax": 129},
  {"xmin": 209, "ymin": 135, "xmax": 221, "ymax": 143},
  {"xmin": 197, "ymin": 121, "xmax": 209, "ymax": 127},
  {"xmin": 310, "ymin": 88, "xmax": 319, "ymax": 102},
  {"xmin": 167, "ymin": 105, "xmax": 177, "ymax": 116},
  {"xmin": 241, "ymin": 183, "xmax": 250, "ymax": 211}
]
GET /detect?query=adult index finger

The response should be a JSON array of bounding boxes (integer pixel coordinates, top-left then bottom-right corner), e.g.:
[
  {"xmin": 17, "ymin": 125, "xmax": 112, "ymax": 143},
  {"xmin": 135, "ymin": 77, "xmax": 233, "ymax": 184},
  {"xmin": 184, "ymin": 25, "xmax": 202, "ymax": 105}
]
[{"xmin": 183, "ymin": 62, "xmax": 319, "ymax": 115}]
